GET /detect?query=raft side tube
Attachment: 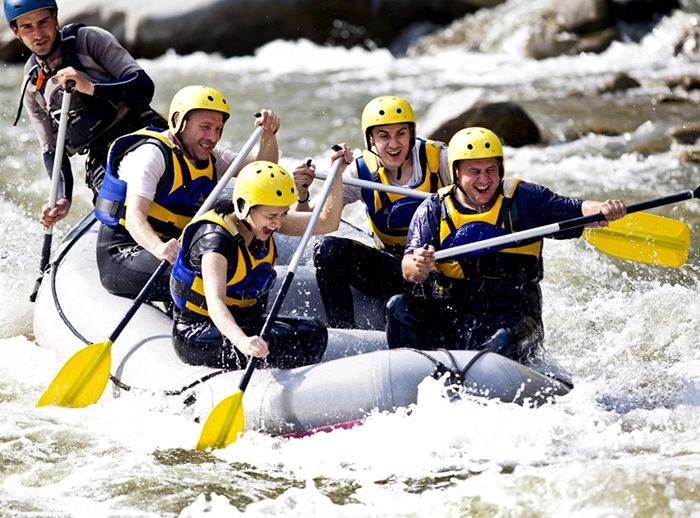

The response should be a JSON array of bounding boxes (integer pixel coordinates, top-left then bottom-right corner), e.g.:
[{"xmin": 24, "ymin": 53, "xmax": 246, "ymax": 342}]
[{"xmin": 240, "ymin": 349, "xmax": 571, "ymax": 436}]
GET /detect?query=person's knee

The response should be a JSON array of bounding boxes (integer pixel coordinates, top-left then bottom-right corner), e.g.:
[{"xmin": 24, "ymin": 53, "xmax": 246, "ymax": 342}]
[
  {"xmin": 269, "ymin": 316, "xmax": 328, "ymax": 368},
  {"xmin": 385, "ymin": 294, "xmax": 416, "ymax": 349},
  {"xmin": 385, "ymin": 293, "xmax": 406, "ymax": 322},
  {"xmin": 313, "ymin": 236, "xmax": 347, "ymax": 270}
]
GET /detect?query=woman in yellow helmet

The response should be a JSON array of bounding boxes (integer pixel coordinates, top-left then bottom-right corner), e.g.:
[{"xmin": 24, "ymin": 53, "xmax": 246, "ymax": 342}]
[
  {"xmin": 385, "ymin": 127, "xmax": 627, "ymax": 363},
  {"xmin": 95, "ymin": 85, "xmax": 280, "ymax": 302},
  {"xmin": 295, "ymin": 95, "xmax": 452, "ymax": 329},
  {"xmin": 170, "ymin": 150, "xmax": 352, "ymax": 370}
]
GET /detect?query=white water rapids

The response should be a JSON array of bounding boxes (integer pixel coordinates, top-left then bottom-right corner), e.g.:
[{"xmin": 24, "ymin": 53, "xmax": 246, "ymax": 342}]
[{"xmin": 2, "ymin": 1, "xmax": 700, "ymax": 516}]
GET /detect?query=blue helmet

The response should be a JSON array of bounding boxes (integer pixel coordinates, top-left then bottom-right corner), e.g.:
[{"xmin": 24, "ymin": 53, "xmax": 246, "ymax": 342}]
[{"xmin": 4, "ymin": 0, "xmax": 57, "ymax": 27}]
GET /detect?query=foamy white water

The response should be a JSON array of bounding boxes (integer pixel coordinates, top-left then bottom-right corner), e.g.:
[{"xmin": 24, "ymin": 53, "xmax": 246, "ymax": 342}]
[{"xmin": 2, "ymin": 1, "xmax": 700, "ymax": 515}]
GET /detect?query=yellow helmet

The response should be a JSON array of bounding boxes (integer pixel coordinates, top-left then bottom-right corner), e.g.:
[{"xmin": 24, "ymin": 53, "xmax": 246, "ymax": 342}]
[
  {"xmin": 448, "ymin": 127, "xmax": 504, "ymax": 178},
  {"xmin": 169, "ymin": 85, "xmax": 230, "ymax": 134},
  {"xmin": 361, "ymin": 96, "xmax": 416, "ymax": 149},
  {"xmin": 233, "ymin": 161, "xmax": 297, "ymax": 219}
]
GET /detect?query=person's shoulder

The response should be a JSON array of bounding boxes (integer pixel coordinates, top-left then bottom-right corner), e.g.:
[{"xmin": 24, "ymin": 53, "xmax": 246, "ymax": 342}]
[
  {"xmin": 22, "ymin": 55, "xmax": 39, "ymax": 73},
  {"xmin": 76, "ymin": 25, "xmax": 125, "ymax": 49},
  {"xmin": 512, "ymin": 179, "xmax": 543, "ymax": 195}
]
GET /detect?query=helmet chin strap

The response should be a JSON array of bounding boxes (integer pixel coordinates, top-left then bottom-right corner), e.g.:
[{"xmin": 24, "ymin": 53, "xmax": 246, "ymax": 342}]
[
  {"xmin": 370, "ymin": 147, "xmax": 410, "ymax": 181},
  {"xmin": 172, "ymin": 131, "xmax": 195, "ymax": 161}
]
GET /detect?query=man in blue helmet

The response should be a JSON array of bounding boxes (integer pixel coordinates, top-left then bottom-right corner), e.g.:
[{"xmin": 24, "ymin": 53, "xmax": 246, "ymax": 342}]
[{"xmin": 5, "ymin": 0, "xmax": 166, "ymax": 228}]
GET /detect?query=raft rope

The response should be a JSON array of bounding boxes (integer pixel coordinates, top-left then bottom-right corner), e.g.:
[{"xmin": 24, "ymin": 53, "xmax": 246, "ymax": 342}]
[
  {"xmin": 407, "ymin": 347, "xmax": 490, "ymax": 401},
  {"xmin": 46, "ymin": 211, "xmax": 230, "ymax": 400}
]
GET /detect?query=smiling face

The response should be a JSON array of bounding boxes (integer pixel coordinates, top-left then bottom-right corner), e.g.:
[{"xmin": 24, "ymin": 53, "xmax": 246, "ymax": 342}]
[
  {"xmin": 454, "ymin": 157, "xmax": 501, "ymax": 211},
  {"xmin": 11, "ymin": 9, "xmax": 58, "ymax": 57},
  {"xmin": 368, "ymin": 123, "xmax": 412, "ymax": 172},
  {"xmin": 175, "ymin": 109, "xmax": 225, "ymax": 162},
  {"xmin": 246, "ymin": 205, "xmax": 289, "ymax": 241}
]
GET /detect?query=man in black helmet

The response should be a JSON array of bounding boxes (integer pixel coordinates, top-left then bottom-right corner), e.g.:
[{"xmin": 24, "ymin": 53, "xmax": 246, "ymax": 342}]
[{"xmin": 6, "ymin": 0, "xmax": 166, "ymax": 228}]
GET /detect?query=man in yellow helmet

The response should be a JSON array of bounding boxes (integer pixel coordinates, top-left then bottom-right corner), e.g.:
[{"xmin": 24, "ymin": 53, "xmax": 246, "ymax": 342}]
[
  {"xmin": 94, "ymin": 85, "xmax": 280, "ymax": 302},
  {"xmin": 385, "ymin": 127, "xmax": 627, "ymax": 363},
  {"xmin": 295, "ymin": 95, "xmax": 452, "ymax": 329}
]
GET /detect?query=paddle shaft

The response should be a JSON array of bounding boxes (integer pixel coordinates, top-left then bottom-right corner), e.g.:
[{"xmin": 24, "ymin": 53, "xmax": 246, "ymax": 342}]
[
  {"xmin": 106, "ymin": 124, "xmax": 265, "ymax": 344},
  {"xmin": 236, "ymin": 152, "xmax": 345, "ymax": 394},
  {"xmin": 315, "ymin": 171, "xmax": 431, "ymax": 199},
  {"xmin": 30, "ymin": 81, "xmax": 75, "ymax": 302},
  {"xmin": 434, "ymin": 185, "xmax": 700, "ymax": 261}
]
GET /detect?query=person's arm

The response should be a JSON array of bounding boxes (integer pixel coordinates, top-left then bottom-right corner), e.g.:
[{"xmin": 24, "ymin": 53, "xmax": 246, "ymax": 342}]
[
  {"xmin": 124, "ymin": 196, "xmax": 180, "ymax": 264},
  {"xmin": 200, "ymin": 252, "xmax": 269, "ymax": 358},
  {"xmin": 291, "ymin": 160, "xmax": 315, "ymax": 212},
  {"xmin": 252, "ymin": 109, "xmax": 280, "ymax": 164},
  {"xmin": 401, "ymin": 195, "xmax": 442, "ymax": 283},
  {"xmin": 280, "ymin": 144, "xmax": 353, "ymax": 235},
  {"xmin": 53, "ymin": 27, "xmax": 154, "ymax": 105},
  {"xmin": 24, "ymin": 84, "xmax": 74, "ymax": 225},
  {"xmin": 581, "ymin": 199, "xmax": 627, "ymax": 228},
  {"xmin": 518, "ymin": 182, "xmax": 626, "ymax": 238},
  {"xmin": 402, "ymin": 245, "xmax": 436, "ymax": 283}
]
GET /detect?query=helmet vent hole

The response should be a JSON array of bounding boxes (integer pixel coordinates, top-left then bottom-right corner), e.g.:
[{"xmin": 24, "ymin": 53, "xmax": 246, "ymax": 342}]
[
  {"xmin": 467, "ymin": 144, "xmax": 473, "ymax": 150},
  {"xmin": 207, "ymin": 95, "xmax": 214, "ymax": 102},
  {"xmin": 396, "ymin": 108, "xmax": 402, "ymax": 114},
  {"xmin": 378, "ymin": 110, "xmax": 385, "ymax": 116},
  {"xmin": 276, "ymin": 190, "xmax": 282, "ymax": 197},
  {"xmin": 485, "ymin": 143, "xmax": 491, "ymax": 149}
]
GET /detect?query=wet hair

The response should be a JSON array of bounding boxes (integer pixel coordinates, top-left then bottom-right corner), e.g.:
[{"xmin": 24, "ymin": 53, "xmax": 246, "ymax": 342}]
[{"xmin": 214, "ymin": 199, "xmax": 235, "ymax": 216}]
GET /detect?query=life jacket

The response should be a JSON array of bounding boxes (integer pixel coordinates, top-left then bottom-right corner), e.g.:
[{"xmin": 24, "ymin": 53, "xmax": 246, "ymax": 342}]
[
  {"xmin": 94, "ymin": 128, "xmax": 217, "ymax": 240},
  {"xmin": 13, "ymin": 23, "xmax": 132, "ymax": 155},
  {"xmin": 358, "ymin": 137, "xmax": 445, "ymax": 258},
  {"xmin": 435, "ymin": 178, "xmax": 543, "ymax": 291},
  {"xmin": 170, "ymin": 211, "xmax": 278, "ymax": 316}
]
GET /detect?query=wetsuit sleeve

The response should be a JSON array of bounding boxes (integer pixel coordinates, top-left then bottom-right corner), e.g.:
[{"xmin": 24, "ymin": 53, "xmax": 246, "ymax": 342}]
[
  {"xmin": 42, "ymin": 150, "xmax": 74, "ymax": 203},
  {"xmin": 79, "ymin": 27, "xmax": 155, "ymax": 105},
  {"xmin": 404, "ymin": 193, "xmax": 442, "ymax": 256},
  {"xmin": 187, "ymin": 223, "xmax": 239, "ymax": 273},
  {"xmin": 515, "ymin": 181, "xmax": 586, "ymax": 239}
]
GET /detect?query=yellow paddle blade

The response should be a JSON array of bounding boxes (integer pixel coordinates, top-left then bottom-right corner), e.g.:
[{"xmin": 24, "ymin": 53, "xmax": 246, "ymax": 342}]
[
  {"xmin": 36, "ymin": 340, "xmax": 113, "ymax": 408},
  {"xmin": 196, "ymin": 391, "xmax": 244, "ymax": 451},
  {"xmin": 583, "ymin": 212, "xmax": 690, "ymax": 268}
]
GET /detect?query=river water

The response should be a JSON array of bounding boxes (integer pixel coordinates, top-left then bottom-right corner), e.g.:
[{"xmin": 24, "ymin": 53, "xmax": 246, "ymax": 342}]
[{"xmin": 3, "ymin": 1, "xmax": 700, "ymax": 516}]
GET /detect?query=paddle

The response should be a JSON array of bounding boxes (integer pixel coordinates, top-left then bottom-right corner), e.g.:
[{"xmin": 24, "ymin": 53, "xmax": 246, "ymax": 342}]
[
  {"xmin": 36, "ymin": 123, "xmax": 266, "ymax": 408},
  {"xmin": 29, "ymin": 80, "xmax": 75, "ymax": 303},
  {"xmin": 314, "ymin": 173, "xmax": 690, "ymax": 268},
  {"xmin": 433, "ymin": 186, "xmax": 698, "ymax": 264},
  {"xmin": 196, "ymin": 148, "xmax": 345, "ymax": 451}
]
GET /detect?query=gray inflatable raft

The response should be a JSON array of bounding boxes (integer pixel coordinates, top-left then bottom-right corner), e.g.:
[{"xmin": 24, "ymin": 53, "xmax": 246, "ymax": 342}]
[{"xmin": 32, "ymin": 213, "xmax": 571, "ymax": 436}]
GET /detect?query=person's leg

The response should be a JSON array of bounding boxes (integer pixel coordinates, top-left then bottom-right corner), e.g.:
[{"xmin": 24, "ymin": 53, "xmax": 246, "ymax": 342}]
[
  {"xmin": 172, "ymin": 315, "xmax": 247, "ymax": 369},
  {"xmin": 265, "ymin": 315, "xmax": 328, "ymax": 369},
  {"xmin": 96, "ymin": 224, "xmax": 172, "ymax": 301},
  {"xmin": 385, "ymin": 294, "xmax": 457, "ymax": 350},
  {"xmin": 314, "ymin": 236, "xmax": 403, "ymax": 328}
]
